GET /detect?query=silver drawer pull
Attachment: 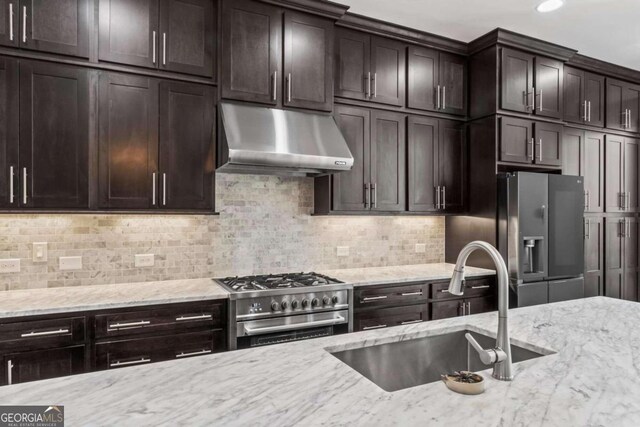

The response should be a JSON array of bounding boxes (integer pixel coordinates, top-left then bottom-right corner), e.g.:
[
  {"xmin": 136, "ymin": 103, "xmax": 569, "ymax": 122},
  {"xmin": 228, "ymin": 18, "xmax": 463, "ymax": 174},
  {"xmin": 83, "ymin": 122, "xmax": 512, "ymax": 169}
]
[
  {"xmin": 176, "ymin": 349, "xmax": 212, "ymax": 358},
  {"xmin": 438, "ymin": 289, "xmax": 450, "ymax": 293},
  {"xmin": 470, "ymin": 285, "xmax": 491, "ymax": 289},
  {"xmin": 401, "ymin": 291, "xmax": 423, "ymax": 296},
  {"xmin": 108, "ymin": 320, "xmax": 150, "ymax": 329},
  {"xmin": 401, "ymin": 319, "xmax": 423, "ymax": 325},
  {"xmin": 110, "ymin": 357, "xmax": 151, "ymax": 368},
  {"xmin": 361, "ymin": 295, "xmax": 388, "ymax": 302},
  {"xmin": 176, "ymin": 314, "xmax": 212, "ymax": 322},
  {"xmin": 362, "ymin": 324, "xmax": 387, "ymax": 330},
  {"xmin": 20, "ymin": 328, "xmax": 69, "ymax": 338}
]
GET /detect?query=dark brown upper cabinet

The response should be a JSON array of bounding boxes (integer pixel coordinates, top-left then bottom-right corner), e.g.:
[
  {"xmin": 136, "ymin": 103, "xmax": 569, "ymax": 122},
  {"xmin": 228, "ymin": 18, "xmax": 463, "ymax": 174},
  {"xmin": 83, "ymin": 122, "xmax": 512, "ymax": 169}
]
[
  {"xmin": 19, "ymin": 61, "xmax": 89, "ymax": 209},
  {"xmin": 0, "ymin": 56, "xmax": 18, "ymax": 209},
  {"xmin": 100, "ymin": 0, "xmax": 214, "ymax": 77},
  {"xmin": 222, "ymin": 0, "xmax": 332, "ymax": 111},
  {"xmin": 438, "ymin": 119, "xmax": 466, "ymax": 212},
  {"xmin": 0, "ymin": 0, "xmax": 90, "ymax": 58},
  {"xmin": 407, "ymin": 47, "xmax": 466, "ymax": 116},
  {"xmin": 500, "ymin": 48, "xmax": 563, "ymax": 119},
  {"xmin": 563, "ymin": 66, "xmax": 605, "ymax": 127},
  {"xmin": 604, "ymin": 134, "xmax": 639, "ymax": 213},
  {"xmin": 606, "ymin": 78, "xmax": 640, "ymax": 133},
  {"xmin": 534, "ymin": 121, "xmax": 563, "ymax": 167},
  {"xmin": 584, "ymin": 216, "xmax": 604, "ymax": 298},
  {"xmin": 158, "ymin": 81, "xmax": 215, "ymax": 210},
  {"xmin": 562, "ymin": 127, "xmax": 582, "ymax": 177},
  {"xmin": 370, "ymin": 110, "xmax": 406, "ymax": 211},
  {"xmin": 335, "ymin": 28, "xmax": 405, "ymax": 107},
  {"xmin": 563, "ymin": 128, "xmax": 604, "ymax": 213},
  {"xmin": 499, "ymin": 117, "xmax": 562, "ymax": 167},
  {"xmin": 408, "ymin": 116, "xmax": 438, "ymax": 212}
]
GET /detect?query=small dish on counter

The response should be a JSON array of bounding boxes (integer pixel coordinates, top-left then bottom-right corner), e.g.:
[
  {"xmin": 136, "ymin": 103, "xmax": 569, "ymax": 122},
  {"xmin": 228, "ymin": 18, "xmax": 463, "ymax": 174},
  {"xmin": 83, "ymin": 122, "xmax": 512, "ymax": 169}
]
[{"xmin": 441, "ymin": 371, "xmax": 485, "ymax": 395}]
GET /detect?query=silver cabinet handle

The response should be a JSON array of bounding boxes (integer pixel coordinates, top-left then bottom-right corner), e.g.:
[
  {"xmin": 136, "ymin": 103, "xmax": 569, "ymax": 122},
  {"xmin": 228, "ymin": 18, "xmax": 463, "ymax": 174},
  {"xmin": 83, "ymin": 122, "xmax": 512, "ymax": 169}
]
[
  {"xmin": 176, "ymin": 349, "xmax": 211, "ymax": 358},
  {"xmin": 583, "ymin": 101, "xmax": 587, "ymax": 121},
  {"xmin": 362, "ymin": 324, "xmax": 387, "ymax": 330},
  {"xmin": 588, "ymin": 101, "xmax": 591, "ymax": 122},
  {"xmin": 364, "ymin": 183, "xmax": 370, "ymax": 209},
  {"xmin": 361, "ymin": 295, "xmax": 388, "ymax": 302},
  {"xmin": 110, "ymin": 357, "xmax": 151, "ymax": 368},
  {"xmin": 373, "ymin": 72, "xmax": 377, "ymax": 98},
  {"xmin": 629, "ymin": 109, "xmax": 633, "ymax": 129},
  {"xmin": 529, "ymin": 138, "xmax": 534, "ymax": 160},
  {"xmin": 401, "ymin": 319, "xmax": 423, "ymax": 325},
  {"xmin": 442, "ymin": 186, "xmax": 446, "ymax": 210},
  {"xmin": 21, "ymin": 5, "xmax": 25, "ymax": 43},
  {"xmin": 162, "ymin": 173, "xmax": 167, "ymax": 206},
  {"xmin": 22, "ymin": 167, "xmax": 27, "ymax": 204},
  {"xmin": 9, "ymin": 166, "xmax": 14, "ymax": 204},
  {"xmin": 287, "ymin": 73, "xmax": 292, "ymax": 103},
  {"xmin": 584, "ymin": 218, "xmax": 590, "ymax": 240},
  {"xmin": 162, "ymin": 32, "xmax": 166, "ymax": 65},
  {"xmin": 108, "ymin": 320, "xmax": 150, "ymax": 329},
  {"xmin": 372, "ymin": 182, "xmax": 377, "ymax": 208},
  {"xmin": 435, "ymin": 185, "xmax": 441, "ymax": 209},
  {"xmin": 438, "ymin": 289, "xmax": 450, "ymax": 294},
  {"xmin": 619, "ymin": 219, "xmax": 625, "ymax": 237},
  {"xmin": 176, "ymin": 314, "xmax": 212, "ymax": 322},
  {"xmin": 470, "ymin": 285, "xmax": 490, "ymax": 289},
  {"xmin": 272, "ymin": 71, "xmax": 277, "ymax": 101},
  {"xmin": 467, "ymin": 301, "xmax": 471, "ymax": 315},
  {"xmin": 620, "ymin": 192, "xmax": 625, "ymax": 210},
  {"xmin": 152, "ymin": 31, "xmax": 156, "ymax": 64},
  {"xmin": 20, "ymin": 328, "xmax": 69, "ymax": 338},
  {"xmin": 537, "ymin": 138, "xmax": 543, "ymax": 162},
  {"xmin": 437, "ymin": 85, "xmax": 441, "ymax": 109},
  {"xmin": 442, "ymin": 85, "xmax": 446, "ymax": 109},
  {"xmin": 367, "ymin": 72, "xmax": 371, "ymax": 98},
  {"xmin": 152, "ymin": 172, "xmax": 156, "ymax": 206},
  {"xmin": 460, "ymin": 301, "xmax": 465, "ymax": 316},
  {"xmin": 7, "ymin": 360, "xmax": 13, "ymax": 385},
  {"xmin": 401, "ymin": 291, "xmax": 423, "ymax": 296},
  {"xmin": 8, "ymin": 3, "xmax": 13, "ymax": 41}
]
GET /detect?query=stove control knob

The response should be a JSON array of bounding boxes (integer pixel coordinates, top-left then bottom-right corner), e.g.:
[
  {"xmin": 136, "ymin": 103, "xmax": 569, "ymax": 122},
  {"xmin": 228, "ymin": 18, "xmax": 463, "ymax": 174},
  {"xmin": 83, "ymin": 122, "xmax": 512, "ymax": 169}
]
[
  {"xmin": 322, "ymin": 296, "xmax": 331, "ymax": 305},
  {"xmin": 291, "ymin": 299, "xmax": 299, "ymax": 309},
  {"xmin": 332, "ymin": 295, "xmax": 339, "ymax": 304},
  {"xmin": 271, "ymin": 301, "xmax": 279, "ymax": 311},
  {"xmin": 301, "ymin": 299, "xmax": 309, "ymax": 308},
  {"xmin": 281, "ymin": 300, "xmax": 289, "ymax": 310},
  {"xmin": 311, "ymin": 298, "xmax": 320, "ymax": 307}
]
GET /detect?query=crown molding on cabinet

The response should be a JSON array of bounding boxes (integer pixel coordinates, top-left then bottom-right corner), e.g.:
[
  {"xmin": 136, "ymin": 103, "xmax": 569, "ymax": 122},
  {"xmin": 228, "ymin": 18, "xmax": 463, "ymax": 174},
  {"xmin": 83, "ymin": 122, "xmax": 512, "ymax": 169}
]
[
  {"xmin": 468, "ymin": 28, "xmax": 577, "ymax": 61},
  {"xmin": 261, "ymin": 0, "xmax": 350, "ymax": 19},
  {"xmin": 567, "ymin": 54, "xmax": 640, "ymax": 85}
]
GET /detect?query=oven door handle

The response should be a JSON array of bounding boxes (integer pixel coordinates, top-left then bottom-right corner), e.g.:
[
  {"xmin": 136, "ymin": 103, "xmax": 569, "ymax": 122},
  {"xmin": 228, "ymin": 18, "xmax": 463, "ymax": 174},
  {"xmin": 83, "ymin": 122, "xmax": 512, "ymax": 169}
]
[{"xmin": 243, "ymin": 316, "xmax": 346, "ymax": 336}]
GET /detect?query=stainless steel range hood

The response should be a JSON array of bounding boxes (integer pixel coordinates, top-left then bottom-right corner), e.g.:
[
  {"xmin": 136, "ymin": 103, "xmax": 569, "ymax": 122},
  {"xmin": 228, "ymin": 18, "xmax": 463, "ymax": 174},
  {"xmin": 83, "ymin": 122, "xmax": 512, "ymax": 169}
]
[{"xmin": 217, "ymin": 102, "xmax": 353, "ymax": 177}]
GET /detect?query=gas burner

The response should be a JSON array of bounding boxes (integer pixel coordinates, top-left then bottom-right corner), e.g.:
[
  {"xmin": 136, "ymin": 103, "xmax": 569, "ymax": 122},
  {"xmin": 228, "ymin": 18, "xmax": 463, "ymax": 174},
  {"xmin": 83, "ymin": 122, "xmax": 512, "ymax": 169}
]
[{"xmin": 217, "ymin": 272, "xmax": 341, "ymax": 292}]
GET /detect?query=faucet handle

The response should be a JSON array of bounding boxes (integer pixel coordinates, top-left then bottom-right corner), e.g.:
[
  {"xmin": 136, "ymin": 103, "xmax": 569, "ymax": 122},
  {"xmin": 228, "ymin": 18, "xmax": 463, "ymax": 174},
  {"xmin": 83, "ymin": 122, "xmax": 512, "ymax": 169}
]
[{"xmin": 465, "ymin": 333, "xmax": 507, "ymax": 365}]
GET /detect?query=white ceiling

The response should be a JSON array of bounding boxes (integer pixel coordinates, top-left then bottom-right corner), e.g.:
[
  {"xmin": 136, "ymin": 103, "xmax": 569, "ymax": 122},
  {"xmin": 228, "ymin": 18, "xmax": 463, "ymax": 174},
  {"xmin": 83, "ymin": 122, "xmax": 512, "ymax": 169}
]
[{"xmin": 339, "ymin": 0, "xmax": 640, "ymax": 71}]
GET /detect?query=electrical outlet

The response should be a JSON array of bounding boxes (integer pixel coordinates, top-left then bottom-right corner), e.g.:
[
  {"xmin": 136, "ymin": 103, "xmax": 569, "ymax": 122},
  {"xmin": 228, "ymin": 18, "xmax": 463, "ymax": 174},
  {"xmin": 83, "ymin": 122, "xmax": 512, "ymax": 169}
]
[
  {"xmin": 135, "ymin": 254, "xmax": 154, "ymax": 268},
  {"xmin": 59, "ymin": 256, "xmax": 82, "ymax": 271},
  {"xmin": 336, "ymin": 246, "xmax": 349, "ymax": 257},
  {"xmin": 32, "ymin": 242, "xmax": 48, "ymax": 263},
  {"xmin": 0, "ymin": 259, "xmax": 20, "ymax": 273},
  {"xmin": 415, "ymin": 243, "xmax": 427, "ymax": 253}
]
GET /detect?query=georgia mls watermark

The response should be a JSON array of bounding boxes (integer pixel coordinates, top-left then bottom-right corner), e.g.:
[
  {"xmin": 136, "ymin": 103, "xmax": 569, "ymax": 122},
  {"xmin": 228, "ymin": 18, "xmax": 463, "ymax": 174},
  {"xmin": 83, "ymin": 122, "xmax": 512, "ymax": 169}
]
[{"xmin": 0, "ymin": 406, "xmax": 64, "ymax": 427}]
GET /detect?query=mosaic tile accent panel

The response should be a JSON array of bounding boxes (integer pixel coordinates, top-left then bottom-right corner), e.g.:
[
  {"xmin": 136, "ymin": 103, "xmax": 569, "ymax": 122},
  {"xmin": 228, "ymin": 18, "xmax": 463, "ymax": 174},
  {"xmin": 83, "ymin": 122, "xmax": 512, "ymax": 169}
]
[{"xmin": 0, "ymin": 174, "xmax": 444, "ymax": 291}]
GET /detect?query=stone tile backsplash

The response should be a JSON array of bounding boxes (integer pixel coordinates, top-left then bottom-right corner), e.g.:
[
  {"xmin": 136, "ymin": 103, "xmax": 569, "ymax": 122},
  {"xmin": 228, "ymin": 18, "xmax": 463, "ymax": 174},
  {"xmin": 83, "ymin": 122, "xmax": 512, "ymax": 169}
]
[{"xmin": 0, "ymin": 174, "xmax": 444, "ymax": 291}]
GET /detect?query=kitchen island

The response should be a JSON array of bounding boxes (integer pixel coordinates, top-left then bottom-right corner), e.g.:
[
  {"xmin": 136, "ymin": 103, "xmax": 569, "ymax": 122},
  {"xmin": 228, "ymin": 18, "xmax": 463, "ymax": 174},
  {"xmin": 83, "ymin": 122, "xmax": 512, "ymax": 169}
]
[{"xmin": 0, "ymin": 297, "xmax": 637, "ymax": 426}]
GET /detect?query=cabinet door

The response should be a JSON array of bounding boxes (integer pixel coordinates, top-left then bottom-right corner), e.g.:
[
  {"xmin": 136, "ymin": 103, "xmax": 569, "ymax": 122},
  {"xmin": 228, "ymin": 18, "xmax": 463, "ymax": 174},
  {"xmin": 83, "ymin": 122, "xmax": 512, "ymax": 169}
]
[
  {"xmin": 623, "ymin": 218, "xmax": 638, "ymax": 301},
  {"xmin": 584, "ymin": 72, "xmax": 605, "ymax": 127},
  {"xmin": 623, "ymin": 83, "xmax": 640, "ymax": 133},
  {"xmin": 0, "ymin": 0, "xmax": 19, "ymax": 47},
  {"xmin": 439, "ymin": 52, "xmax": 466, "ymax": 116},
  {"xmin": 159, "ymin": 0, "xmax": 215, "ymax": 77},
  {"xmin": 370, "ymin": 36, "xmax": 405, "ymax": 107},
  {"xmin": 499, "ymin": 116, "xmax": 533, "ymax": 164},
  {"xmin": 99, "ymin": 0, "xmax": 159, "ymax": 68},
  {"xmin": 534, "ymin": 122, "xmax": 562, "ymax": 167},
  {"xmin": 331, "ymin": 105, "xmax": 370, "ymax": 211},
  {"xmin": 431, "ymin": 299, "xmax": 462, "ymax": 320},
  {"xmin": 19, "ymin": 61, "xmax": 89, "ymax": 208},
  {"xmin": 534, "ymin": 56, "xmax": 563, "ymax": 119},
  {"xmin": 606, "ymin": 79, "xmax": 626, "ymax": 131},
  {"xmin": 98, "ymin": 72, "xmax": 158, "ymax": 209},
  {"xmin": 605, "ymin": 217, "xmax": 624, "ymax": 299},
  {"xmin": 407, "ymin": 116, "xmax": 438, "ymax": 212},
  {"xmin": 159, "ymin": 81, "xmax": 215, "ymax": 210},
  {"xmin": 334, "ymin": 28, "xmax": 370, "ymax": 101},
  {"xmin": 500, "ymin": 47, "xmax": 534, "ymax": 113},
  {"xmin": 439, "ymin": 119, "xmax": 466, "ymax": 212},
  {"xmin": 605, "ymin": 134, "xmax": 624, "ymax": 213},
  {"xmin": 562, "ymin": 127, "xmax": 582, "ymax": 176},
  {"xmin": 2, "ymin": 346, "xmax": 85, "ymax": 385},
  {"xmin": 583, "ymin": 132, "xmax": 605, "ymax": 213},
  {"xmin": 407, "ymin": 46, "xmax": 438, "ymax": 112},
  {"xmin": 563, "ymin": 66, "xmax": 584, "ymax": 125},
  {"xmin": 221, "ymin": 0, "xmax": 281, "ymax": 105},
  {"xmin": 466, "ymin": 296, "xmax": 496, "ymax": 315},
  {"xmin": 22, "ymin": 0, "xmax": 89, "ymax": 58},
  {"xmin": 283, "ymin": 11, "xmax": 333, "ymax": 111},
  {"xmin": 584, "ymin": 217, "xmax": 604, "ymax": 297},
  {"xmin": 370, "ymin": 110, "xmax": 405, "ymax": 211},
  {"xmin": 0, "ymin": 56, "xmax": 18, "ymax": 208},
  {"xmin": 624, "ymin": 138, "xmax": 639, "ymax": 212}
]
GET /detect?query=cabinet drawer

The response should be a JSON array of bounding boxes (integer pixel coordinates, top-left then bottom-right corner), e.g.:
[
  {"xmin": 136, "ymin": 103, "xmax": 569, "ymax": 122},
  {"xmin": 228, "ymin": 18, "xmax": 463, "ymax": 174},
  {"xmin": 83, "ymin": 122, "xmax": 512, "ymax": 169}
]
[
  {"xmin": 354, "ymin": 305, "xmax": 428, "ymax": 332},
  {"xmin": 0, "ymin": 317, "xmax": 85, "ymax": 349},
  {"xmin": 431, "ymin": 278, "xmax": 495, "ymax": 300},
  {"xmin": 95, "ymin": 330, "xmax": 225, "ymax": 370},
  {"xmin": 355, "ymin": 283, "xmax": 429, "ymax": 308},
  {"xmin": 95, "ymin": 302, "xmax": 224, "ymax": 339}
]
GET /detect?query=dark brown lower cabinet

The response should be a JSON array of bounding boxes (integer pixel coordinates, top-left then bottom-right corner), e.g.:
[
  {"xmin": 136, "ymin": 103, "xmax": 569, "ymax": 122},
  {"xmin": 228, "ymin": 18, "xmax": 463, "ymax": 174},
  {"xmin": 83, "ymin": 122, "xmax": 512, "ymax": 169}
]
[
  {"xmin": 431, "ymin": 296, "xmax": 496, "ymax": 320},
  {"xmin": 354, "ymin": 305, "xmax": 428, "ymax": 332},
  {"xmin": 584, "ymin": 216, "xmax": 604, "ymax": 297},
  {"xmin": 1, "ymin": 346, "xmax": 86, "ymax": 385}
]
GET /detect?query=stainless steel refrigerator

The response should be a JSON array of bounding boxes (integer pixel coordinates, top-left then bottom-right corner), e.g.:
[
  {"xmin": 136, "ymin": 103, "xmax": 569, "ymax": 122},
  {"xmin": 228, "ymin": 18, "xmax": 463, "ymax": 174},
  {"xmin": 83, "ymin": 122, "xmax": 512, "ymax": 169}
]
[{"xmin": 498, "ymin": 172, "xmax": 585, "ymax": 307}]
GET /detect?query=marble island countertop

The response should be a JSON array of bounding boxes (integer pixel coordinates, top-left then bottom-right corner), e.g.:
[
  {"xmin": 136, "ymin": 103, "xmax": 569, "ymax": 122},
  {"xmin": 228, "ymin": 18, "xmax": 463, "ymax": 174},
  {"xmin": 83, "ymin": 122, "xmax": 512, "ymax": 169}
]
[{"xmin": 1, "ymin": 296, "xmax": 636, "ymax": 426}]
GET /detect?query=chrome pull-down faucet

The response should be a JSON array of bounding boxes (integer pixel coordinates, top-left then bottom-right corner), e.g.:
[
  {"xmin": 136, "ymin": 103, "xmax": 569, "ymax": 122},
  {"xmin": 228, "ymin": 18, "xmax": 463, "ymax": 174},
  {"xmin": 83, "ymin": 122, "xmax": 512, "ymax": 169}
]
[{"xmin": 448, "ymin": 241, "xmax": 513, "ymax": 381}]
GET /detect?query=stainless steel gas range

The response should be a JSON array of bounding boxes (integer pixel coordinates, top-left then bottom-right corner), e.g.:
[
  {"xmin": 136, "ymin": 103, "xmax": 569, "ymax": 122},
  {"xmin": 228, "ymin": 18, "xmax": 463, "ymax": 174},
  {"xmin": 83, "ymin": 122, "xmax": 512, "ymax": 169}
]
[{"xmin": 215, "ymin": 273, "xmax": 352, "ymax": 350}]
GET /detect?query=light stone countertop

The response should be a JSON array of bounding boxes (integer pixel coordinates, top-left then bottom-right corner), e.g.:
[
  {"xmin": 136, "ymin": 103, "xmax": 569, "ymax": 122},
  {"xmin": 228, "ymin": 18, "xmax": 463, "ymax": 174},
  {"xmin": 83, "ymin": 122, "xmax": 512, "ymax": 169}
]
[
  {"xmin": 0, "ymin": 278, "xmax": 228, "ymax": 318},
  {"xmin": 1, "ymin": 296, "xmax": 636, "ymax": 426},
  {"xmin": 320, "ymin": 262, "xmax": 495, "ymax": 287}
]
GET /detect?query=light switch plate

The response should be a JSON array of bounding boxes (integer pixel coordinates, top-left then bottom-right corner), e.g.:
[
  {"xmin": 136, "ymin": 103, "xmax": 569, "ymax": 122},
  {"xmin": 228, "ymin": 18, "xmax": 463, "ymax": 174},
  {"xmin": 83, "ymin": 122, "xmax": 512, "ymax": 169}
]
[
  {"xmin": 336, "ymin": 246, "xmax": 349, "ymax": 257},
  {"xmin": 32, "ymin": 242, "xmax": 48, "ymax": 263},
  {"xmin": 59, "ymin": 256, "xmax": 82, "ymax": 271},
  {"xmin": 0, "ymin": 259, "xmax": 20, "ymax": 273},
  {"xmin": 415, "ymin": 243, "xmax": 427, "ymax": 253},
  {"xmin": 135, "ymin": 254, "xmax": 154, "ymax": 268}
]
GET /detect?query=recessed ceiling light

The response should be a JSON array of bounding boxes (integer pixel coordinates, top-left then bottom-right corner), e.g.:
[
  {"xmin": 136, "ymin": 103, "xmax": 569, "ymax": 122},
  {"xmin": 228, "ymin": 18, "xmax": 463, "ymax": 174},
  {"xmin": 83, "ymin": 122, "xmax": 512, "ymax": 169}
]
[{"xmin": 536, "ymin": 0, "xmax": 564, "ymax": 12}]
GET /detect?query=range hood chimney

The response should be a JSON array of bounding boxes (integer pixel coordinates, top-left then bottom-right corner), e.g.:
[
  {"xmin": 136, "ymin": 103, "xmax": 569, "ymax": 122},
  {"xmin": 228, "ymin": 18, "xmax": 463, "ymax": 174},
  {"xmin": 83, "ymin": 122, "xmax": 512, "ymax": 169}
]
[{"xmin": 217, "ymin": 102, "xmax": 354, "ymax": 177}]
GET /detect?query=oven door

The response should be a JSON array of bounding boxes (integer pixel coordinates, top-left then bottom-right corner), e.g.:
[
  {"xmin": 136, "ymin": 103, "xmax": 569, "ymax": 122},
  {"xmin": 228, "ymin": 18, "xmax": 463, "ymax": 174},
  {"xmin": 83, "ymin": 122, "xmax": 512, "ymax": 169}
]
[{"xmin": 236, "ymin": 310, "xmax": 348, "ymax": 349}]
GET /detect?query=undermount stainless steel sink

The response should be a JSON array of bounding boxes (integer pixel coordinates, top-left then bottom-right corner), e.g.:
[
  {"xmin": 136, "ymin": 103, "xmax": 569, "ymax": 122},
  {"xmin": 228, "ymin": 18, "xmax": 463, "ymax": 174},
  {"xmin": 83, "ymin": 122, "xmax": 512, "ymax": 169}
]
[{"xmin": 330, "ymin": 330, "xmax": 550, "ymax": 392}]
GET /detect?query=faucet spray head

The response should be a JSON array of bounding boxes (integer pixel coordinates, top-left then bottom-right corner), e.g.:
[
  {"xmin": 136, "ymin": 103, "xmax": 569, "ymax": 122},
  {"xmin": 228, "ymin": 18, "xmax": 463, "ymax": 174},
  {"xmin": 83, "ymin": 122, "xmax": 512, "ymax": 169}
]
[{"xmin": 448, "ymin": 266, "xmax": 465, "ymax": 295}]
